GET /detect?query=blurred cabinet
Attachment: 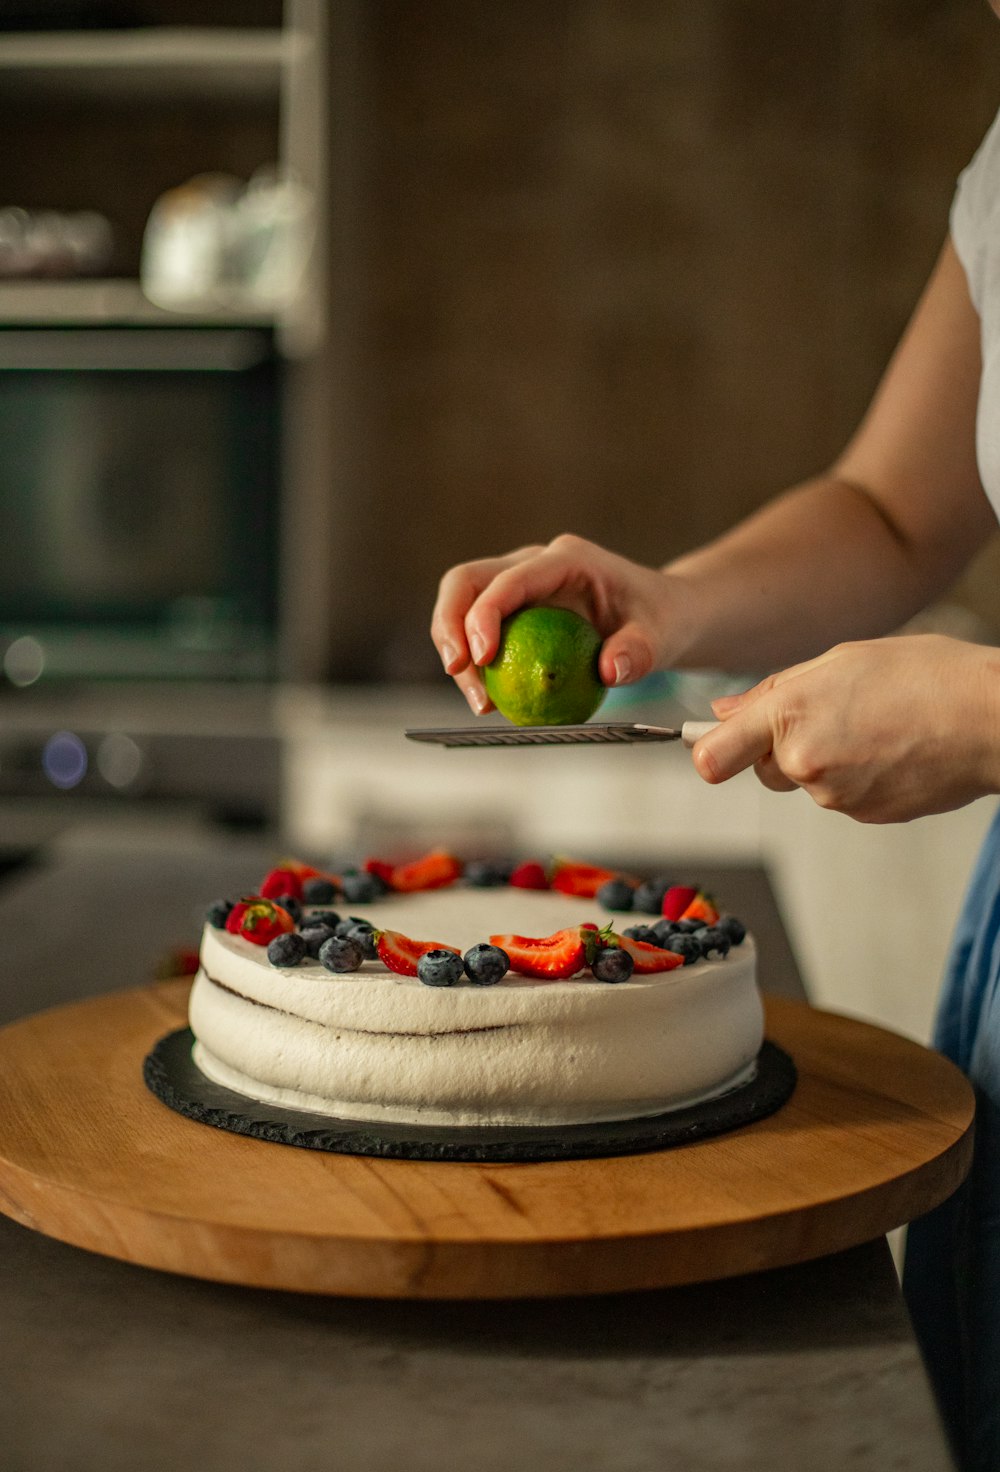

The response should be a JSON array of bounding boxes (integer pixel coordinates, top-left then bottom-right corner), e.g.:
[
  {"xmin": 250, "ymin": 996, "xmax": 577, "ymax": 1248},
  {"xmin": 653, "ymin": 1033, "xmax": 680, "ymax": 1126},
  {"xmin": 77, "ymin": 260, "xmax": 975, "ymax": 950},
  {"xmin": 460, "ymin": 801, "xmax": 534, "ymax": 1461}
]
[
  {"xmin": 0, "ymin": 2, "xmax": 306, "ymax": 333},
  {"xmin": 0, "ymin": 1, "xmax": 368, "ymax": 684}
]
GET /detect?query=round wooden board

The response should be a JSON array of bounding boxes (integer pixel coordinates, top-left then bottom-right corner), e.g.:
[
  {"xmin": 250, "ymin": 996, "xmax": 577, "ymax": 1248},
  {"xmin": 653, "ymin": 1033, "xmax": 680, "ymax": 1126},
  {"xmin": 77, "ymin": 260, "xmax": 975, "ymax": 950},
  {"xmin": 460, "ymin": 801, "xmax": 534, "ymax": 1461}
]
[{"xmin": 0, "ymin": 981, "xmax": 975, "ymax": 1300}]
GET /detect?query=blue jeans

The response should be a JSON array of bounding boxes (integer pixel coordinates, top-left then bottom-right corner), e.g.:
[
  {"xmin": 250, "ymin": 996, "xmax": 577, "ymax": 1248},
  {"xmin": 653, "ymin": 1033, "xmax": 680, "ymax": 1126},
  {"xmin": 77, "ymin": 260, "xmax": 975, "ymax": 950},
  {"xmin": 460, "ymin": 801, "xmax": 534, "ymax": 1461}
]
[{"xmin": 905, "ymin": 802, "xmax": 1000, "ymax": 1472}]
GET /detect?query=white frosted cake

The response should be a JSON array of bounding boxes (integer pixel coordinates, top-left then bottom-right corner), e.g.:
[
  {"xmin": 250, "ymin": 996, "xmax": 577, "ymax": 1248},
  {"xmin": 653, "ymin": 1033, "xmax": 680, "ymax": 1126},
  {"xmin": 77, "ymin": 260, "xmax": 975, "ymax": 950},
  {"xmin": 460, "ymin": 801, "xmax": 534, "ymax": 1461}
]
[{"xmin": 188, "ymin": 858, "xmax": 762, "ymax": 1129}]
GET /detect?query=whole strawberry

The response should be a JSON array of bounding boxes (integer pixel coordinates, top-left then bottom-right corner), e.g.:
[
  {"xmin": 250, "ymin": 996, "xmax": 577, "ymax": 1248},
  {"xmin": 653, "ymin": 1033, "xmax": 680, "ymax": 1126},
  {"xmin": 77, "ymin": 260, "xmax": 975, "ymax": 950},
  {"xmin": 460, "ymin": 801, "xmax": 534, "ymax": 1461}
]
[
  {"xmin": 225, "ymin": 897, "xmax": 296, "ymax": 947},
  {"xmin": 508, "ymin": 860, "xmax": 549, "ymax": 891}
]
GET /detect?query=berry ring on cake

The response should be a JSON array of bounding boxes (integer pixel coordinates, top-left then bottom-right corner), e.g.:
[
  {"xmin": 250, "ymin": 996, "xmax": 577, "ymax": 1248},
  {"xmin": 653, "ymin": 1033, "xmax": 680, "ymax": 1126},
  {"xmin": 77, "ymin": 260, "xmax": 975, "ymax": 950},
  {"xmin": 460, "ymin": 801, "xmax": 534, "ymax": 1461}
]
[{"xmin": 141, "ymin": 850, "xmax": 795, "ymax": 1160}]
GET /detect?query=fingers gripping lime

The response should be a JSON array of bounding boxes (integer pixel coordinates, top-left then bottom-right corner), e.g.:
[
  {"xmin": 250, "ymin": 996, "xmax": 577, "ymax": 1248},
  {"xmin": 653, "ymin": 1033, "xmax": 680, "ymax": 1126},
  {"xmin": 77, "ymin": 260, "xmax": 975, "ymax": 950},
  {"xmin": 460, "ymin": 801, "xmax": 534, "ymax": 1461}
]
[{"xmin": 483, "ymin": 607, "xmax": 607, "ymax": 726}]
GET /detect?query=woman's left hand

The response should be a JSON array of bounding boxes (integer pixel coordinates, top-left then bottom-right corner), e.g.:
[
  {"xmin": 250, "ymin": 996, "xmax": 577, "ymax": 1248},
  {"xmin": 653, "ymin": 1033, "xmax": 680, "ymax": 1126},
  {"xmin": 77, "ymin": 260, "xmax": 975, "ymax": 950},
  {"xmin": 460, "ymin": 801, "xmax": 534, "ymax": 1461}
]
[{"xmin": 692, "ymin": 633, "xmax": 1000, "ymax": 823}]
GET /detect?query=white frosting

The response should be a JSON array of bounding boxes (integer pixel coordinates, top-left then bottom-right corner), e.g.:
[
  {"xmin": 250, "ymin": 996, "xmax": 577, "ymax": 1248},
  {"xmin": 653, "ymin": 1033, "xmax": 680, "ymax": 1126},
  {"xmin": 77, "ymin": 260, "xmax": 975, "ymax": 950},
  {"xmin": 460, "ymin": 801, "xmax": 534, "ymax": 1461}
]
[{"xmin": 188, "ymin": 886, "xmax": 762, "ymax": 1127}]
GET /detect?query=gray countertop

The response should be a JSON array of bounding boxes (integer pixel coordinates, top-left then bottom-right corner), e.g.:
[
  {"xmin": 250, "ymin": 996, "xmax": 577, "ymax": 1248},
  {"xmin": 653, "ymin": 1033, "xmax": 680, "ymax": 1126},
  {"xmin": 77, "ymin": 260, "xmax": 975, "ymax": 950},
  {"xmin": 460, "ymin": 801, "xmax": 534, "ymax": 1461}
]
[{"xmin": 0, "ymin": 827, "xmax": 956, "ymax": 1471}]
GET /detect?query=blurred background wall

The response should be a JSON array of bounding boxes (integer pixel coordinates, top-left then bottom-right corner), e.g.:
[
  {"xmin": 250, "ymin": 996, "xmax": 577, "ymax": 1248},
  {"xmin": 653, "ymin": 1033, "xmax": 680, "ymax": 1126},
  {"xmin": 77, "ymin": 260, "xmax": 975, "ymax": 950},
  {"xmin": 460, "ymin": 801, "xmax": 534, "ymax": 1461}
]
[
  {"xmin": 2, "ymin": 1, "xmax": 999, "ymax": 683},
  {"xmin": 327, "ymin": 0, "xmax": 1000, "ymax": 680}
]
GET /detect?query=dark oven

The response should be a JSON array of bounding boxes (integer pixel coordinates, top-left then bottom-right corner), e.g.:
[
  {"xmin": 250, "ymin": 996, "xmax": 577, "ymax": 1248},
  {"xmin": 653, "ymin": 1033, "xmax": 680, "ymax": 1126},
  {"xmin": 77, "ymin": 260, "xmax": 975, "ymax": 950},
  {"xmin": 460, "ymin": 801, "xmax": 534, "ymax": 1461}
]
[{"xmin": 0, "ymin": 324, "xmax": 281, "ymax": 685}]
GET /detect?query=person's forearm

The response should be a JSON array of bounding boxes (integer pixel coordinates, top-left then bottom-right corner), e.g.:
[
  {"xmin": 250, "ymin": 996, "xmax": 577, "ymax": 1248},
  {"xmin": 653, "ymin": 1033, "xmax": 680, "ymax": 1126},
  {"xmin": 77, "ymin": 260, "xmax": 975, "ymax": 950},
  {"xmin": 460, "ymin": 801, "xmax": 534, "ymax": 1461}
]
[{"xmin": 661, "ymin": 472, "xmax": 964, "ymax": 672}]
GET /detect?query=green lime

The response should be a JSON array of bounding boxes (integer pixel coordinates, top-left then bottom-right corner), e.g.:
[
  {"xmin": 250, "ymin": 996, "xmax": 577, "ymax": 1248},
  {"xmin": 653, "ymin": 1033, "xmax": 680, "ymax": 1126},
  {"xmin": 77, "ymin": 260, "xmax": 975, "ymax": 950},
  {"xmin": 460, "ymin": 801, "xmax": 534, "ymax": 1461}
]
[{"xmin": 483, "ymin": 607, "xmax": 606, "ymax": 726}]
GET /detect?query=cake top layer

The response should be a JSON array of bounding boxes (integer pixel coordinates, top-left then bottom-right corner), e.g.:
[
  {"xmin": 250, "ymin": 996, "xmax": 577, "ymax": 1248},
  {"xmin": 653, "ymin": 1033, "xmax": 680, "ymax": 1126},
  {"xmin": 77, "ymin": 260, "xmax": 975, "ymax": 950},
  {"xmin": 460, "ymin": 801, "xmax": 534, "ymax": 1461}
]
[
  {"xmin": 203, "ymin": 850, "xmax": 748, "ymax": 990},
  {"xmin": 198, "ymin": 916, "xmax": 756, "ymax": 1038}
]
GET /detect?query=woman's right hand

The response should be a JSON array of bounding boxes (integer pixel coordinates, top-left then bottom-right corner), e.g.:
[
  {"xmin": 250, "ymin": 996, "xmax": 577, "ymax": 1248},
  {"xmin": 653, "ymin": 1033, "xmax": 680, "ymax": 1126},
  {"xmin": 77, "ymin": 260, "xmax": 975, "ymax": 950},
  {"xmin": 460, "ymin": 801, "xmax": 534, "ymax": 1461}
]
[{"xmin": 430, "ymin": 533, "xmax": 685, "ymax": 715}]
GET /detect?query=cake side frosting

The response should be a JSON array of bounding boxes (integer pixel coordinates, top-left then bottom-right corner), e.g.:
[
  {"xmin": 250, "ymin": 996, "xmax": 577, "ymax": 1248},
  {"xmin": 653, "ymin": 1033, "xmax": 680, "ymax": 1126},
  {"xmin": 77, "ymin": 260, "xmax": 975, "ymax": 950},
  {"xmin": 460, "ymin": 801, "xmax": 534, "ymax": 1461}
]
[{"xmin": 188, "ymin": 884, "xmax": 763, "ymax": 1127}]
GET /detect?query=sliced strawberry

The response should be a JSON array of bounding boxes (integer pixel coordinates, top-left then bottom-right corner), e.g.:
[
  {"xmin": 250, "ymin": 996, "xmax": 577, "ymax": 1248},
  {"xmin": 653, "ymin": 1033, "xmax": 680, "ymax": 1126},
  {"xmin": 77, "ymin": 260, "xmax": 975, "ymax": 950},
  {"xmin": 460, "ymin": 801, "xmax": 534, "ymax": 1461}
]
[
  {"xmin": 226, "ymin": 897, "xmax": 296, "ymax": 947},
  {"xmin": 390, "ymin": 848, "xmax": 463, "ymax": 893},
  {"xmin": 285, "ymin": 859, "xmax": 320, "ymax": 875},
  {"xmin": 364, "ymin": 857, "xmax": 396, "ymax": 888},
  {"xmin": 274, "ymin": 860, "xmax": 344, "ymax": 897},
  {"xmin": 260, "ymin": 865, "xmax": 307, "ymax": 901},
  {"xmin": 661, "ymin": 884, "xmax": 698, "ymax": 921},
  {"xmin": 508, "ymin": 860, "xmax": 549, "ymax": 890},
  {"xmin": 279, "ymin": 858, "xmax": 328, "ymax": 883},
  {"xmin": 488, "ymin": 927, "xmax": 588, "ymax": 980},
  {"xmin": 375, "ymin": 929, "xmax": 462, "ymax": 976},
  {"xmin": 679, "ymin": 891, "xmax": 720, "ymax": 925},
  {"xmin": 550, "ymin": 858, "xmax": 620, "ymax": 898},
  {"xmin": 607, "ymin": 931, "xmax": 685, "ymax": 974}
]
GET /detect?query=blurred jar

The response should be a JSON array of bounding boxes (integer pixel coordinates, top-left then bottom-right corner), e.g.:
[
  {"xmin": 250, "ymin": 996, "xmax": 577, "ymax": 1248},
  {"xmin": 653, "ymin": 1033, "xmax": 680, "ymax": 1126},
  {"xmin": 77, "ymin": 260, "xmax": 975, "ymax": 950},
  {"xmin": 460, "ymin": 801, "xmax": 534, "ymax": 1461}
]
[
  {"xmin": 141, "ymin": 168, "xmax": 313, "ymax": 311},
  {"xmin": 0, "ymin": 205, "xmax": 113, "ymax": 278}
]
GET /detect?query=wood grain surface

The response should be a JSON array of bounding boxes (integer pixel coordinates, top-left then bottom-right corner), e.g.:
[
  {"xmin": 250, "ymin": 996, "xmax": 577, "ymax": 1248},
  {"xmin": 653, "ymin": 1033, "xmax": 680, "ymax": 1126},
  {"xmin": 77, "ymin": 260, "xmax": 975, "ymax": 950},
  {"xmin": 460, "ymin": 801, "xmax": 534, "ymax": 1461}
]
[{"xmin": 0, "ymin": 981, "xmax": 975, "ymax": 1299}]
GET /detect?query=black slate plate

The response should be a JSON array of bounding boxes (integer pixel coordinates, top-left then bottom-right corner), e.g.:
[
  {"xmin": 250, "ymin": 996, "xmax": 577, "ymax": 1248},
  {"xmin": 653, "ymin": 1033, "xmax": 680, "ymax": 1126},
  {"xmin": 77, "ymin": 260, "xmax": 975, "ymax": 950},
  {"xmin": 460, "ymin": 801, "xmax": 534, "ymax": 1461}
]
[{"xmin": 144, "ymin": 1028, "xmax": 797, "ymax": 1164}]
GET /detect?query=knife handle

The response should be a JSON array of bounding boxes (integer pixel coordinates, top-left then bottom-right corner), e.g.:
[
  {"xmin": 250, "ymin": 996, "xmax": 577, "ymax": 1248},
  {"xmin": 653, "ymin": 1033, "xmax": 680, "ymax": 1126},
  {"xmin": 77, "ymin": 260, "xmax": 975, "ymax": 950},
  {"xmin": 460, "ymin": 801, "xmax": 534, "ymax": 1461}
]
[{"xmin": 680, "ymin": 720, "xmax": 719, "ymax": 747}]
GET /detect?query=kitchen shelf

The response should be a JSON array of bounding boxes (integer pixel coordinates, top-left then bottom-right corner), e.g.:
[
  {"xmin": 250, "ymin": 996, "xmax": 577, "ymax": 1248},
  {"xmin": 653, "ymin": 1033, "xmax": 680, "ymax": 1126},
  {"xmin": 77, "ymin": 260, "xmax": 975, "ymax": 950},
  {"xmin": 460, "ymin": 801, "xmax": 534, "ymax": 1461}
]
[
  {"xmin": 0, "ymin": 2, "xmax": 342, "ymax": 676},
  {"xmin": 0, "ymin": 27, "xmax": 303, "ymax": 104},
  {"xmin": 0, "ymin": 278, "xmax": 276, "ymax": 328}
]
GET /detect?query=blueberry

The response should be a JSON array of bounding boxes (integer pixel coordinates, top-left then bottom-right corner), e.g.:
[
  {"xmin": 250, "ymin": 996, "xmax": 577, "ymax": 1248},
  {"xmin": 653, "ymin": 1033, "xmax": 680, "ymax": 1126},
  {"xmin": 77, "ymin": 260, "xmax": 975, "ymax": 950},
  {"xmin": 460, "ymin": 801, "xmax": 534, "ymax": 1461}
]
[
  {"xmin": 697, "ymin": 926, "xmax": 731, "ymax": 960},
  {"xmin": 300, "ymin": 923, "xmax": 337, "ymax": 958},
  {"xmin": 344, "ymin": 921, "xmax": 378, "ymax": 960},
  {"xmin": 596, "ymin": 878, "xmax": 635, "ymax": 911},
  {"xmin": 674, "ymin": 918, "xmax": 704, "ymax": 934},
  {"xmin": 340, "ymin": 870, "xmax": 386, "ymax": 904},
  {"xmin": 633, "ymin": 876, "xmax": 672, "ymax": 913},
  {"xmin": 318, "ymin": 934, "xmax": 365, "ymax": 973},
  {"xmin": 463, "ymin": 943, "xmax": 510, "ymax": 986},
  {"xmin": 590, "ymin": 946, "xmax": 635, "ymax": 983},
  {"xmin": 651, "ymin": 919, "xmax": 677, "ymax": 946},
  {"xmin": 302, "ymin": 876, "xmax": 338, "ymax": 905},
  {"xmin": 464, "ymin": 859, "xmax": 510, "ymax": 888},
  {"xmin": 718, "ymin": 914, "xmax": 747, "ymax": 946},
  {"xmin": 417, "ymin": 949, "xmax": 465, "ymax": 987},
  {"xmin": 623, "ymin": 924, "xmax": 658, "ymax": 944},
  {"xmin": 267, "ymin": 931, "xmax": 307, "ymax": 968},
  {"xmin": 273, "ymin": 893, "xmax": 302, "ymax": 924},
  {"xmin": 304, "ymin": 909, "xmax": 341, "ymax": 930},
  {"xmin": 662, "ymin": 932, "xmax": 701, "ymax": 966},
  {"xmin": 205, "ymin": 899, "xmax": 233, "ymax": 929},
  {"xmin": 336, "ymin": 914, "xmax": 373, "ymax": 938}
]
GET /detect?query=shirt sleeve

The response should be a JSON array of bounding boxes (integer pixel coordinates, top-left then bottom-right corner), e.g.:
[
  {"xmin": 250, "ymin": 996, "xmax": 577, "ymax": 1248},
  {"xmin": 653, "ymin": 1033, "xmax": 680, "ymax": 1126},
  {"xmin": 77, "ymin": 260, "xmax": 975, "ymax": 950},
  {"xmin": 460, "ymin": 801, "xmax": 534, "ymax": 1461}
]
[{"xmin": 951, "ymin": 107, "xmax": 1000, "ymax": 315}]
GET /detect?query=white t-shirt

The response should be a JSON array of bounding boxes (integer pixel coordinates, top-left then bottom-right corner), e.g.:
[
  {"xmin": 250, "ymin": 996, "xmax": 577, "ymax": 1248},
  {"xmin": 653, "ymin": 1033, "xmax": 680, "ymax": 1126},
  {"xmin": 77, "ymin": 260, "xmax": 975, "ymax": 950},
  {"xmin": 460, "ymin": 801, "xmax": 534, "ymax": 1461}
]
[{"xmin": 952, "ymin": 109, "xmax": 1000, "ymax": 518}]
